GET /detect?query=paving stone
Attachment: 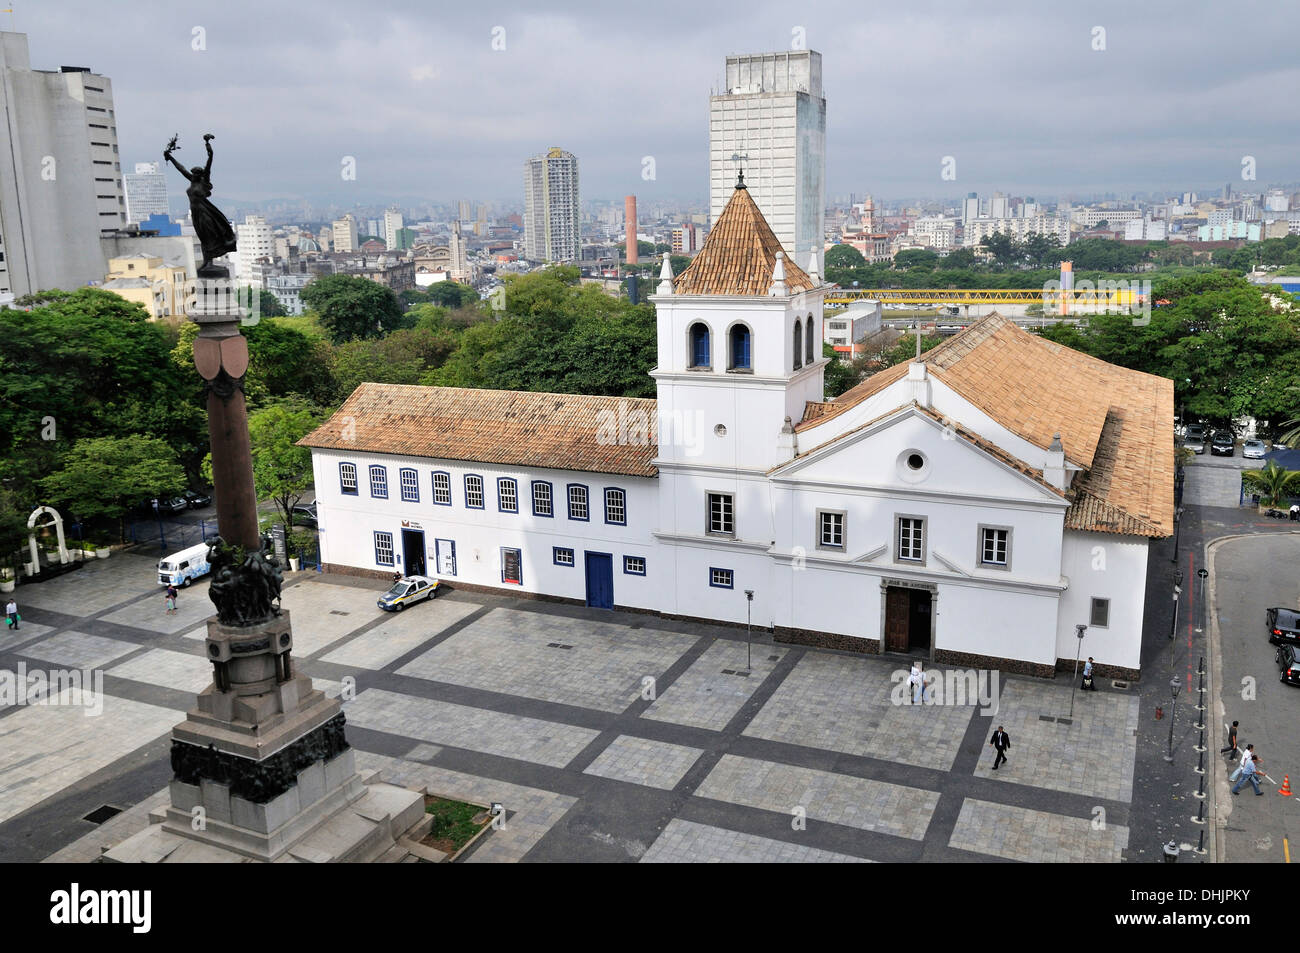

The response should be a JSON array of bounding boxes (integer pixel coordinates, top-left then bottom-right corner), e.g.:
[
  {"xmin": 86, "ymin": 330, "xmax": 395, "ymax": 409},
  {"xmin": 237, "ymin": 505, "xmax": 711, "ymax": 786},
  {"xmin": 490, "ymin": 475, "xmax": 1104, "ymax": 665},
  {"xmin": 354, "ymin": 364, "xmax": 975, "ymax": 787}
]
[
  {"xmin": 17, "ymin": 631, "xmax": 140, "ymax": 670},
  {"xmin": 14, "ymin": 553, "xmax": 158, "ymax": 615},
  {"xmin": 641, "ymin": 819, "xmax": 870, "ymax": 863},
  {"xmin": 642, "ymin": 641, "xmax": 787, "ymax": 730},
  {"xmin": 345, "ymin": 687, "xmax": 600, "ymax": 767},
  {"xmin": 398, "ymin": 607, "xmax": 696, "ymax": 712},
  {"xmin": 107, "ymin": 648, "xmax": 213, "ymax": 695},
  {"xmin": 582, "ymin": 735, "xmax": 704, "ymax": 790},
  {"xmin": 696, "ymin": 754, "xmax": 939, "ymax": 840},
  {"xmin": 322, "ymin": 598, "xmax": 480, "ymax": 670},
  {"xmin": 948, "ymin": 798, "xmax": 1129, "ymax": 862}
]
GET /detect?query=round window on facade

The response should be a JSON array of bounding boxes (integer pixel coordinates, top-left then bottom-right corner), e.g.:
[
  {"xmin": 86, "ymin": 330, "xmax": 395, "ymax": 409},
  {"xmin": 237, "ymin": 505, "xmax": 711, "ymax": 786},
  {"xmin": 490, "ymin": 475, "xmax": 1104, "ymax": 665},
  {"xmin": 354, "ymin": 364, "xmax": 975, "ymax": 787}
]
[
  {"xmin": 714, "ymin": 424, "xmax": 727, "ymax": 437},
  {"xmin": 907, "ymin": 453, "xmax": 925, "ymax": 471},
  {"xmin": 896, "ymin": 449, "xmax": 930, "ymax": 484}
]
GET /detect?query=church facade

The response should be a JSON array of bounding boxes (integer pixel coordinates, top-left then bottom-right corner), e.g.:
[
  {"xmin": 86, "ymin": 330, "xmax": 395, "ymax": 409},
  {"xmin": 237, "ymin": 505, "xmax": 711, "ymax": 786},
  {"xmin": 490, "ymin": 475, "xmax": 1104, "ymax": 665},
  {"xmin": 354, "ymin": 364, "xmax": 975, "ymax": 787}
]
[{"xmin": 301, "ymin": 180, "xmax": 1173, "ymax": 679}]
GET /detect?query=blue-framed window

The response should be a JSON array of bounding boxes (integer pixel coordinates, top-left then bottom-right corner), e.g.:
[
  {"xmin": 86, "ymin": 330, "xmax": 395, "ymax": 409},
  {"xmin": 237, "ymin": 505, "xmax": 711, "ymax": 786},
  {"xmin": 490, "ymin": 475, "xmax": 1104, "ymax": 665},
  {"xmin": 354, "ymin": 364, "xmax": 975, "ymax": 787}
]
[
  {"xmin": 339, "ymin": 462, "xmax": 358, "ymax": 495},
  {"xmin": 399, "ymin": 467, "xmax": 419, "ymax": 503},
  {"xmin": 498, "ymin": 477, "xmax": 518, "ymax": 513},
  {"xmin": 689, "ymin": 322, "xmax": 710, "ymax": 368},
  {"xmin": 532, "ymin": 480, "xmax": 553, "ymax": 517},
  {"xmin": 567, "ymin": 484, "xmax": 589, "ymax": 521},
  {"xmin": 501, "ymin": 547, "xmax": 522, "ymax": 585},
  {"xmin": 604, "ymin": 487, "xmax": 626, "ymax": 525},
  {"xmin": 369, "ymin": 465, "xmax": 388, "ymax": 499},
  {"xmin": 432, "ymin": 471, "xmax": 452, "ymax": 506},
  {"xmin": 709, "ymin": 567, "xmax": 734, "ymax": 589},
  {"xmin": 623, "ymin": 555, "xmax": 646, "ymax": 576},
  {"xmin": 729, "ymin": 324, "xmax": 751, "ymax": 370},
  {"xmin": 553, "ymin": 546, "xmax": 575, "ymax": 567},
  {"xmin": 374, "ymin": 531, "xmax": 395, "ymax": 566},
  {"xmin": 464, "ymin": 474, "xmax": 484, "ymax": 509}
]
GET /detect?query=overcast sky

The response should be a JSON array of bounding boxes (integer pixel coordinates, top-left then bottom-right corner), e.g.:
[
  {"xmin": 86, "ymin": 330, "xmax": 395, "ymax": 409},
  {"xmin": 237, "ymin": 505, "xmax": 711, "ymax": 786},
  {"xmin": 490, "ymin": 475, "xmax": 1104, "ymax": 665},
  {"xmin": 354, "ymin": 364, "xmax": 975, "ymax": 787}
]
[{"xmin": 15, "ymin": 0, "xmax": 1299, "ymax": 208}]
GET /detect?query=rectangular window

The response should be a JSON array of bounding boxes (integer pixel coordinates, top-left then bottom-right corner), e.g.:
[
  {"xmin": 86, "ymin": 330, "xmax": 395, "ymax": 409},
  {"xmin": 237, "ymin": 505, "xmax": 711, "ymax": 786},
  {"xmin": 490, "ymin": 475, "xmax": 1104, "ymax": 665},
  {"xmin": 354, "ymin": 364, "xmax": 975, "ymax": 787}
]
[
  {"xmin": 707, "ymin": 492, "xmax": 734, "ymax": 536},
  {"xmin": 818, "ymin": 510, "xmax": 845, "ymax": 549},
  {"xmin": 604, "ymin": 488, "xmax": 626, "ymax": 525},
  {"xmin": 568, "ymin": 484, "xmax": 589, "ymax": 521},
  {"xmin": 399, "ymin": 468, "xmax": 419, "ymax": 503},
  {"xmin": 709, "ymin": 567, "xmax": 734, "ymax": 589},
  {"xmin": 624, "ymin": 555, "xmax": 646, "ymax": 576},
  {"xmin": 339, "ymin": 462, "xmax": 358, "ymax": 495},
  {"xmin": 897, "ymin": 516, "xmax": 925, "ymax": 562},
  {"xmin": 369, "ymin": 465, "xmax": 388, "ymax": 499},
  {"xmin": 980, "ymin": 526, "xmax": 1010, "ymax": 567},
  {"xmin": 465, "ymin": 474, "xmax": 484, "ymax": 509},
  {"xmin": 1090, "ymin": 598, "xmax": 1110, "ymax": 628},
  {"xmin": 497, "ymin": 478, "xmax": 518, "ymax": 513},
  {"xmin": 432, "ymin": 471, "xmax": 451, "ymax": 506},
  {"xmin": 553, "ymin": 547, "xmax": 575, "ymax": 567},
  {"xmin": 501, "ymin": 547, "xmax": 522, "ymax": 585},
  {"xmin": 374, "ymin": 532, "xmax": 394, "ymax": 566},
  {"xmin": 532, "ymin": 481, "xmax": 553, "ymax": 517}
]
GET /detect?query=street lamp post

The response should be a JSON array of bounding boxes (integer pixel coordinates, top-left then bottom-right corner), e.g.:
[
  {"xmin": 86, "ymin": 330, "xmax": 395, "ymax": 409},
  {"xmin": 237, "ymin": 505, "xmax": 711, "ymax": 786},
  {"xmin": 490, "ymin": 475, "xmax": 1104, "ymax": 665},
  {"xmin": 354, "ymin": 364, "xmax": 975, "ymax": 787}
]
[
  {"xmin": 744, "ymin": 589, "xmax": 754, "ymax": 673},
  {"xmin": 1169, "ymin": 569, "xmax": 1183, "ymax": 642},
  {"xmin": 152, "ymin": 499, "xmax": 166, "ymax": 552},
  {"xmin": 1164, "ymin": 674, "xmax": 1182, "ymax": 762},
  {"xmin": 1069, "ymin": 624, "xmax": 1087, "ymax": 718},
  {"xmin": 1171, "ymin": 505, "xmax": 1184, "ymax": 563}
]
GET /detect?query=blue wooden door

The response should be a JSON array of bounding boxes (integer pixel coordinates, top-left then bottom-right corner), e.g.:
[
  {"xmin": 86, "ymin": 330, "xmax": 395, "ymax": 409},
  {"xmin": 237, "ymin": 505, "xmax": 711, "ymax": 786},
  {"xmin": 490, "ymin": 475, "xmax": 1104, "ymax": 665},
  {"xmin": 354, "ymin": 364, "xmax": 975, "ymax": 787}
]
[{"xmin": 584, "ymin": 552, "xmax": 613, "ymax": 609}]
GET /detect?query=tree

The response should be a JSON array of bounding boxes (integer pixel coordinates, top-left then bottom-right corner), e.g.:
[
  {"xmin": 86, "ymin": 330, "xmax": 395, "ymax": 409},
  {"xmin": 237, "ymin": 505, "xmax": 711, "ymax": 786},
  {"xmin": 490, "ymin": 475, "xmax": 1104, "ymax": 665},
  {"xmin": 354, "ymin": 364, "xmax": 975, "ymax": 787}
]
[
  {"xmin": 893, "ymin": 249, "xmax": 940, "ymax": 270},
  {"xmin": 882, "ymin": 331, "xmax": 943, "ymax": 367},
  {"xmin": 940, "ymin": 248, "xmax": 977, "ymax": 270},
  {"xmin": 979, "ymin": 232, "xmax": 1018, "ymax": 267},
  {"xmin": 40, "ymin": 435, "xmax": 186, "ymax": 542},
  {"xmin": 822, "ymin": 342, "xmax": 860, "ymax": 398},
  {"xmin": 1241, "ymin": 461, "xmax": 1300, "ymax": 507},
  {"xmin": 422, "ymin": 281, "xmax": 480, "ymax": 309},
  {"xmin": 300, "ymin": 274, "xmax": 405, "ymax": 343},
  {"xmin": 825, "ymin": 245, "xmax": 866, "ymax": 269},
  {"xmin": 247, "ymin": 399, "xmax": 326, "ymax": 528},
  {"xmin": 636, "ymin": 241, "xmax": 655, "ymax": 259}
]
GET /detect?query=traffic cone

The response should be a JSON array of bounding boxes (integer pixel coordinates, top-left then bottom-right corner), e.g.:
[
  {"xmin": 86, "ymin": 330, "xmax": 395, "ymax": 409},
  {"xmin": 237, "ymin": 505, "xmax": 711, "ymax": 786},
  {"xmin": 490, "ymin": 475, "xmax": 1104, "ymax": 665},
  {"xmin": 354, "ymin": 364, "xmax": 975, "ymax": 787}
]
[{"xmin": 1279, "ymin": 775, "xmax": 1293, "ymax": 796}]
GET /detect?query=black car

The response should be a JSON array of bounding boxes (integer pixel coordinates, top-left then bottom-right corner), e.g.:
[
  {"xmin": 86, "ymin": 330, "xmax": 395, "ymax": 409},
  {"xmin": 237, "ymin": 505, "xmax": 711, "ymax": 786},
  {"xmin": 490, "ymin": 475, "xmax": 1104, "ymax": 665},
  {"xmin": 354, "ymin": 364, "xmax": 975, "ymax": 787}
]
[
  {"xmin": 1210, "ymin": 431, "xmax": 1235, "ymax": 456},
  {"xmin": 1277, "ymin": 644, "xmax": 1300, "ymax": 686},
  {"xmin": 291, "ymin": 502, "xmax": 318, "ymax": 526},
  {"xmin": 183, "ymin": 489, "xmax": 213, "ymax": 509},
  {"xmin": 1267, "ymin": 608, "xmax": 1300, "ymax": 648}
]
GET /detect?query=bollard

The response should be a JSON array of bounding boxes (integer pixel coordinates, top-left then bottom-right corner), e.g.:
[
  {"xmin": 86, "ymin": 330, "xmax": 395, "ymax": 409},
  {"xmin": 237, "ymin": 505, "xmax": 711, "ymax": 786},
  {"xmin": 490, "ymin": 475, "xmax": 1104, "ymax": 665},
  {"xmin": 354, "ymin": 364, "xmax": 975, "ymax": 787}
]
[
  {"xmin": 1197, "ymin": 830, "xmax": 1206, "ymax": 855},
  {"xmin": 1162, "ymin": 840, "xmax": 1179, "ymax": 863},
  {"xmin": 1192, "ymin": 799, "xmax": 1205, "ymax": 824}
]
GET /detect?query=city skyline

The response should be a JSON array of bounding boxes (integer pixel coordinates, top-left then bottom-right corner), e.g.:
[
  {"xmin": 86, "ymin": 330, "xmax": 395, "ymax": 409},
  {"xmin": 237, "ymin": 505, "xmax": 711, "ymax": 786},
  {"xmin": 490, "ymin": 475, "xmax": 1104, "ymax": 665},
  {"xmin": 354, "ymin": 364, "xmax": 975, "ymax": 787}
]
[{"xmin": 10, "ymin": 0, "xmax": 1299, "ymax": 208}]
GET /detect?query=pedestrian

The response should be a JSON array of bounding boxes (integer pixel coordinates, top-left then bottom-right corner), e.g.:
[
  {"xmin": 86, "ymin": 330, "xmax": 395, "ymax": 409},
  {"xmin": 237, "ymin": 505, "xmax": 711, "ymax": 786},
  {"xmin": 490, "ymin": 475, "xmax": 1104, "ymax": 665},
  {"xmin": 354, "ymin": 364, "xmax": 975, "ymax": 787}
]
[
  {"xmin": 1082, "ymin": 657, "xmax": 1097, "ymax": 691},
  {"xmin": 164, "ymin": 584, "xmax": 177, "ymax": 615},
  {"xmin": 1220, "ymin": 721, "xmax": 1239, "ymax": 759},
  {"xmin": 909, "ymin": 661, "xmax": 924, "ymax": 705},
  {"xmin": 5, "ymin": 598, "xmax": 18, "ymax": 631},
  {"xmin": 990, "ymin": 725, "xmax": 1011, "ymax": 770},
  {"xmin": 1229, "ymin": 744, "xmax": 1254, "ymax": 783},
  {"xmin": 1290, "ymin": 503, "xmax": 1298, "ymax": 522},
  {"xmin": 1230, "ymin": 753, "xmax": 1264, "ymax": 796}
]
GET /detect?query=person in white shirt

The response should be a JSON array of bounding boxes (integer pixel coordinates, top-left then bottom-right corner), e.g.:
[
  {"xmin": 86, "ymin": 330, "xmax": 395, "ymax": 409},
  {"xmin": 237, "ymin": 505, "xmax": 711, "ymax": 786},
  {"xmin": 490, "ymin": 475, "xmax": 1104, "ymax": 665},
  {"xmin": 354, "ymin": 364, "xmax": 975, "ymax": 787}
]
[
  {"xmin": 4, "ymin": 599, "xmax": 16, "ymax": 631},
  {"xmin": 1229, "ymin": 744, "xmax": 1254, "ymax": 783},
  {"xmin": 909, "ymin": 662, "xmax": 924, "ymax": 704}
]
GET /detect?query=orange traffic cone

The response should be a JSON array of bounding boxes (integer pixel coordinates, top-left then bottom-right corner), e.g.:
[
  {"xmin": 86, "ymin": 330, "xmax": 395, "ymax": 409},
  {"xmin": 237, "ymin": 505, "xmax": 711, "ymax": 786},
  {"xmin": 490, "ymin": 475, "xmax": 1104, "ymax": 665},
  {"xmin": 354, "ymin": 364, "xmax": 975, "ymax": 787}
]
[{"xmin": 1279, "ymin": 775, "xmax": 1293, "ymax": 796}]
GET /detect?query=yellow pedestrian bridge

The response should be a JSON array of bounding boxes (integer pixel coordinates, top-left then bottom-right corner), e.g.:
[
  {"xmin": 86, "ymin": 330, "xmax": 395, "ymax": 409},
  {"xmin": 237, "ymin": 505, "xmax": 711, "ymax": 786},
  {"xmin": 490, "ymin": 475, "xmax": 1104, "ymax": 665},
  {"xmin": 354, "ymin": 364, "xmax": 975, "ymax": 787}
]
[{"xmin": 823, "ymin": 287, "xmax": 1146, "ymax": 308}]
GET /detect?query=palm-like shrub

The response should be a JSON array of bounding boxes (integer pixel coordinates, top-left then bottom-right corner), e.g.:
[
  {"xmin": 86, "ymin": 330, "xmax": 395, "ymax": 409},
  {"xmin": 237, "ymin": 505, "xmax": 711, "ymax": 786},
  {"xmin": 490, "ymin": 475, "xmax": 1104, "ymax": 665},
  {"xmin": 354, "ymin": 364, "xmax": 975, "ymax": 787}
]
[{"xmin": 1242, "ymin": 460, "xmax": 1300, "ymax": 507}]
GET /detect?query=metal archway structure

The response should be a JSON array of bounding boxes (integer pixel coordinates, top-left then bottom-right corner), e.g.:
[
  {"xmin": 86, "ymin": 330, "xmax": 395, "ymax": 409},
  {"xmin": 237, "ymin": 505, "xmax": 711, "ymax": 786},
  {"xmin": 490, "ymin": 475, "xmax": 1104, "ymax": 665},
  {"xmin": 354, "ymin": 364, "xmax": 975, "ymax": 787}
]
[{"xmin": 27, "ymin": 505, "xmax": 69, "ymax": 570}]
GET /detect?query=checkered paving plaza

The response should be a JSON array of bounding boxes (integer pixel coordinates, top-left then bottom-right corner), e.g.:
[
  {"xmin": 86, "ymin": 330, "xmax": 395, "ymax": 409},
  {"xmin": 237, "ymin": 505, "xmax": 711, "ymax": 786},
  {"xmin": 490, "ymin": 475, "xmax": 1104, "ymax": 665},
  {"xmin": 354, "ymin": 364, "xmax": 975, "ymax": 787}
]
[{"xmin": 1, "ymin": 553, "xmax": 1139, "ymax": 863}]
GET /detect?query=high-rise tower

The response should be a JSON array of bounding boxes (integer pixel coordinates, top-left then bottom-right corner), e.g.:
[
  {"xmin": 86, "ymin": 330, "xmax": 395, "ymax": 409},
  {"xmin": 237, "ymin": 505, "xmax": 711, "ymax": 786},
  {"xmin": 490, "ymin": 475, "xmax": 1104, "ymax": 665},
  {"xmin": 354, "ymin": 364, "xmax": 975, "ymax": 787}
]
[{"xmin": 523, "ymin": 147, "xmax": 580, "ymax": 263}]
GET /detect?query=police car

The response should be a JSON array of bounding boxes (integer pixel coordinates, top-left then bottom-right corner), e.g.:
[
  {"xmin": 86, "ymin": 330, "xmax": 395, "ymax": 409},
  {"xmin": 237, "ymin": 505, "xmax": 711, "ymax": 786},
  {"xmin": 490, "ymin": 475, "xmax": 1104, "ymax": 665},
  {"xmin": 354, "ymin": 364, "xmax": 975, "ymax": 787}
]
[{"xmin": 377, "ymin": 575, "xmax": 442, "ymax": 611}]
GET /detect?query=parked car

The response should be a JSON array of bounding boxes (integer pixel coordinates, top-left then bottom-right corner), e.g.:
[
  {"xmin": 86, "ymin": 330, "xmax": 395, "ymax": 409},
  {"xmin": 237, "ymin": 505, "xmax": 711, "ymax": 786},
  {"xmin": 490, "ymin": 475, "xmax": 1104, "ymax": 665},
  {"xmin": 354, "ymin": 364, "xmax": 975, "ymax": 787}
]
[
  {"xmin": 1242, "ymin": 439, "xmax": 1267, "ymax": 460},
  {"xmin": 1277, "ymin": 644, "xmax": 1300, "ymax": 686},
  {"xmin": 1267, "ymin": 607, "xmax": 1300, "ymax": 648},
  {"xmin": 1184, "ymin": 424, "xmax": 1207, "ymax": 454},
  {"xmin": 291, "ymin": 502, "xmax": 318, "ymax": 526},
  {"xmin": 377, "ymin": 575, "xmax": 442, "ymax": 611},
  {"xmin": 160, "ymin": 496, "xmax": 189, "ymax": 513},
  {"xmin": 183, "ymin": 489, "xmax": 213, "ymax": 509},
  {"xmin": 1210, "ymin": 431, "xmax": 1235, "ymax": 456},
  {"xmin": 158, "ymin": 542, "xmax": 211, "ymax": 587}
]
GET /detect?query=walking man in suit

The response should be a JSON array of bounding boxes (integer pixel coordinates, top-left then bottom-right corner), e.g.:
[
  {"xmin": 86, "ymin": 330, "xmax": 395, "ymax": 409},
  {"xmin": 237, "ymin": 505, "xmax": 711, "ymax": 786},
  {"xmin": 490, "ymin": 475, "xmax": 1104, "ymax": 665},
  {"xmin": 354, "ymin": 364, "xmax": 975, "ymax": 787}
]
[{"xmin": 990, "ymin": 725, "xmax": 1011, "ymax": 770}]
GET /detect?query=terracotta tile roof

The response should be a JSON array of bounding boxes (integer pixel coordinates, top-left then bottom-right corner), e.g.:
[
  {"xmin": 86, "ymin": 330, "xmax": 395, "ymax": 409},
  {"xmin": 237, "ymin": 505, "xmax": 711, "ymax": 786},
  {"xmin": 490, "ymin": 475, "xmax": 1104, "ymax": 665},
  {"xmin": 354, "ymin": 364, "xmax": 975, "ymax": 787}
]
[
  {"xmin": 798, "ymin": 314, "xmax": 1174, "ymax": 537},
  {"xmin": 673, "ymin": 182, "xmax": 814, "ymax": 296},
  {"xmin": 298, "ymin": 383, "xmax": 658, "ymax": 477}
]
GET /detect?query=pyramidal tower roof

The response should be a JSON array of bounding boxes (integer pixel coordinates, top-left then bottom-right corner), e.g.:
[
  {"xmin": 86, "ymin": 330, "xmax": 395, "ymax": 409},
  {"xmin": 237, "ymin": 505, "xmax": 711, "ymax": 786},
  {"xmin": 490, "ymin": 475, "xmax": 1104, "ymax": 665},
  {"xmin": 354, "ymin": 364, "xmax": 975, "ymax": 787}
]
[{"xmin": 673, "ymin": 173, "xmax": 815, "ymax": 296}]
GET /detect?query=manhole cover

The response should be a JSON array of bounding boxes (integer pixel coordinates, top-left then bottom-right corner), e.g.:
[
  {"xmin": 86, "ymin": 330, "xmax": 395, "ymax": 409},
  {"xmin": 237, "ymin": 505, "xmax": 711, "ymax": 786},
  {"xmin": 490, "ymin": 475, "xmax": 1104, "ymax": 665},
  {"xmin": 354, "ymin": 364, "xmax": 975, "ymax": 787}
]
[
  {"xmin": 1111, "ymin": 680, "xmax": 1130, "ymax": 690},
  {"xmin": 83, "ymin": 805, "xmax": 122, "ymax": 824},
  {"xmin": 768, "ymin": 655, "xmax": 780, "ymax": 662},
  {"xmin": 329, "ymin": 610, "xmax": 350, "ymax": 616},
  {"xmin": 546, "ymin": 642, "xmax": 573, "ymax": 650}
]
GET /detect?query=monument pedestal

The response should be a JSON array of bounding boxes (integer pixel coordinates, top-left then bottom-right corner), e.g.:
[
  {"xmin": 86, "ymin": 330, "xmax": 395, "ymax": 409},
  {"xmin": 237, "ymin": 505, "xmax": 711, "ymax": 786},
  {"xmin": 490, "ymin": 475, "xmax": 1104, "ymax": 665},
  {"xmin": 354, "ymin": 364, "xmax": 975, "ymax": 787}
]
[{"xmin": 104, "ymin": 610, "xmax": 424, "ymax": 863}]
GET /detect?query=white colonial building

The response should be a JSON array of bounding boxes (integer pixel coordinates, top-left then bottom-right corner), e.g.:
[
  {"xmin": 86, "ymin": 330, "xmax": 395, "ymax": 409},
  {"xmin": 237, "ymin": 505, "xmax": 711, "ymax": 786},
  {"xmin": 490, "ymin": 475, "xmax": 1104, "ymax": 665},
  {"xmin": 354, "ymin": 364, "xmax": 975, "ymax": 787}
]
[{"xmin": 301, "ymin": 178, "xmax": 1173, "ymax": 678}]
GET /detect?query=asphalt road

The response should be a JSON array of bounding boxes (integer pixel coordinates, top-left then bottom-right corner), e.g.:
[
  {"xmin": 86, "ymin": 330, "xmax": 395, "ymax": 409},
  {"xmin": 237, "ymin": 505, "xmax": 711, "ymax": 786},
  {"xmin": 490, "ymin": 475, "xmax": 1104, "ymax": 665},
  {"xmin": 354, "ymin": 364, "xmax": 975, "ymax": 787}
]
[{"xmin": 1210, "ymin": 532, "xmax": 1300, "ymax": 861}]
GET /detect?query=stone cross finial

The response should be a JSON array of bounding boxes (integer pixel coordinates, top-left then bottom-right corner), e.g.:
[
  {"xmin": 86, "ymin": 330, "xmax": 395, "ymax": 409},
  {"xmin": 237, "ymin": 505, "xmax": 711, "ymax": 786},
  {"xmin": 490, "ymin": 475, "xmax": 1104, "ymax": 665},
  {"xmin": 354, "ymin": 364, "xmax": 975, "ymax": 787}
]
[
  {"xmin": 769, "ymin": 251, "xmax": 787, "ymax": 297},
  {"xmin": 656, "ymin": 252, "xmax": 674, "ymax": 295}
]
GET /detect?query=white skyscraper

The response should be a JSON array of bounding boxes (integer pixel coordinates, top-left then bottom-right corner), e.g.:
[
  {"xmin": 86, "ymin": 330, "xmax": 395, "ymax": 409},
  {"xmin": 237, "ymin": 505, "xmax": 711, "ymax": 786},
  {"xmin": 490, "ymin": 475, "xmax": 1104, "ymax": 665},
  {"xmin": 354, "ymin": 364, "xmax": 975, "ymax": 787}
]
[
  {"xmin": 124, "ymin": 161, "xmax": 169, "ymax": 224},
  {"xmin": 383, "ymin": 207, "xmax": 404, "ymax": 250},
  {"xmin": 236, "ymin": 214, "xmax": 273, "ymax": 284},
  {"xmin": 0, "ymin": 31, "xmax": 124, "ymax": 297},
  {"xmin": 523, "ymin": 147, "xmax": 580, "ymax": 263},
  {"xmin": 332, "ymin": 213, "xmax": 358, "ymax": 253},
  {"xmin": 709, "ymin": 50, "xmax": 826, "ymax": 273}
]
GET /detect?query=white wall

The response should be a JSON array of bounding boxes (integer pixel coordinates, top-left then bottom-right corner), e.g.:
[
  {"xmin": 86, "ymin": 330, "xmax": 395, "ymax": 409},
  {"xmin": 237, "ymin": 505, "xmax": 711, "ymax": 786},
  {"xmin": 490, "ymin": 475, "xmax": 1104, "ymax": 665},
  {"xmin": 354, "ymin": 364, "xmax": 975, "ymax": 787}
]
[{"xmin": 1057, "ymin": 530, "xmax": 1149, "ymax": 671}]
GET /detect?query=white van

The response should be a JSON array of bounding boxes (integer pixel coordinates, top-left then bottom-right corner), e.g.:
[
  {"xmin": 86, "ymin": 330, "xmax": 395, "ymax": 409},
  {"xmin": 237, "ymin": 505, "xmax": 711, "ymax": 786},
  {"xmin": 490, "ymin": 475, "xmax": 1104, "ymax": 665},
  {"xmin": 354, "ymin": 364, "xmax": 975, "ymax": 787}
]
[{"xmin": 158, "ymin": 543, "xmax": 211, "ymax": 587}]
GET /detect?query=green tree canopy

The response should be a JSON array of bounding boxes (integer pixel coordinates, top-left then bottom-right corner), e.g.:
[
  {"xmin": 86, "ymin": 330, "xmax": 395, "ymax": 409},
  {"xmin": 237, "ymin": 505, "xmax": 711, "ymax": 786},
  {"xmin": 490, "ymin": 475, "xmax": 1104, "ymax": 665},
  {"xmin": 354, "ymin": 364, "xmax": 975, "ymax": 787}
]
[
  {"xmin": 248, "ymin": 399, "xmax": 327, "ymax": 527},
  {"xmin": 825, "ymin": 245, "xmax": 865, "ymax": 269},
  {"xmin": 301, "ymin": 274, "xmax": 406, "ymax": 343},
  {"xmin": 40, "ymin": 434, "xmax": 186, "ymax": 542}
]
